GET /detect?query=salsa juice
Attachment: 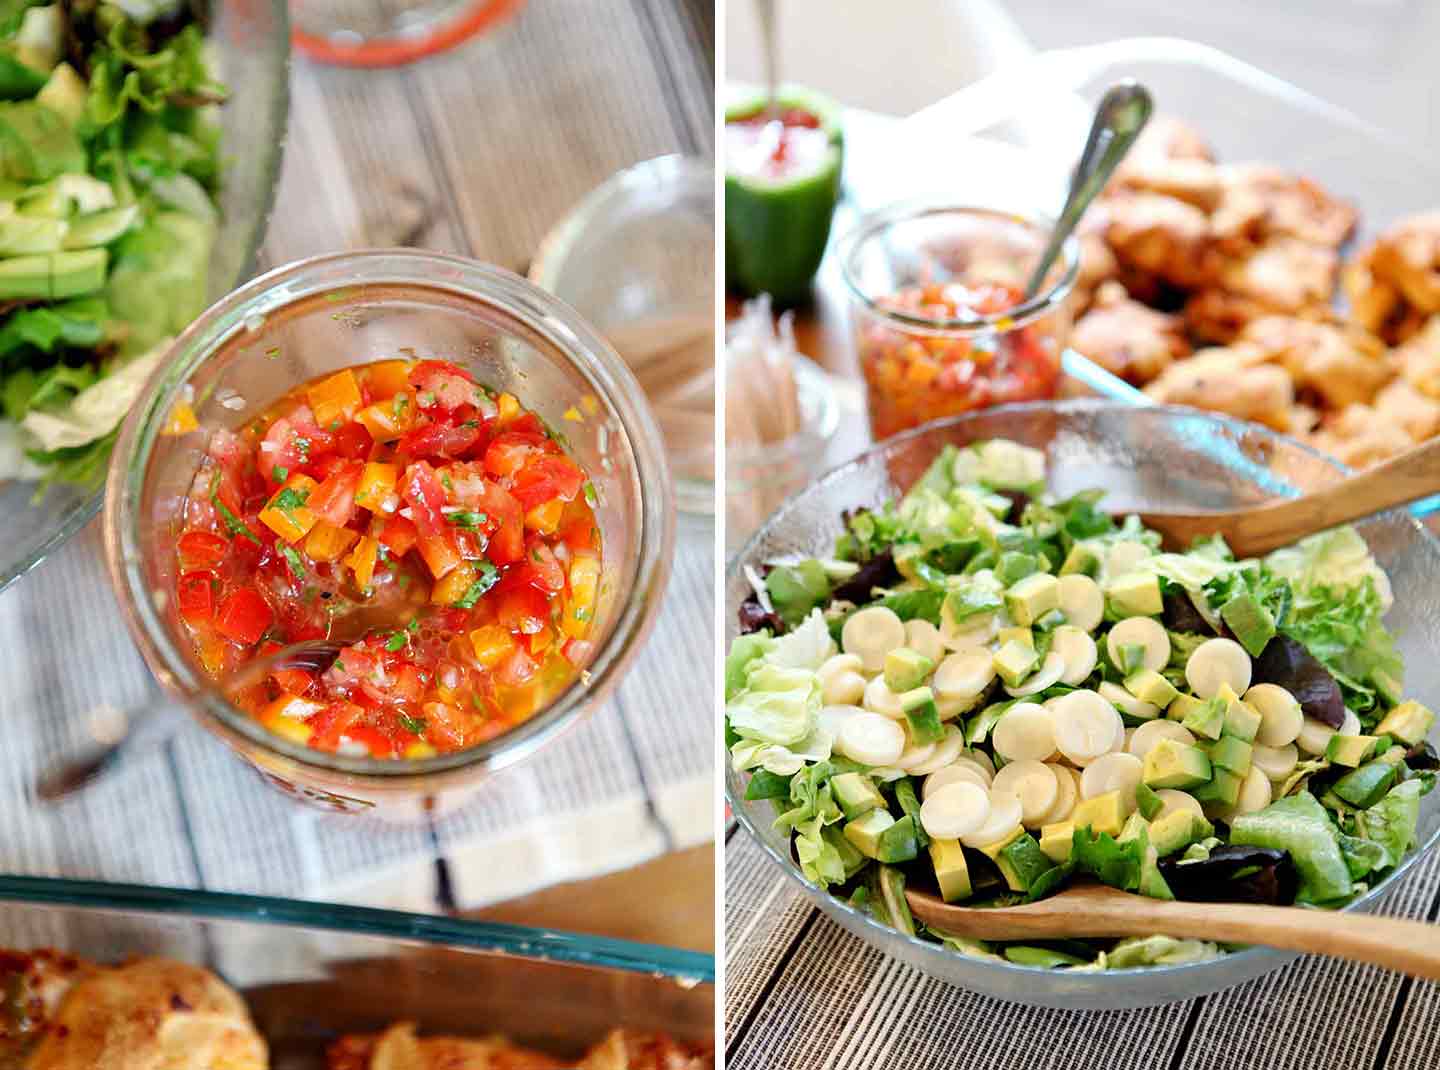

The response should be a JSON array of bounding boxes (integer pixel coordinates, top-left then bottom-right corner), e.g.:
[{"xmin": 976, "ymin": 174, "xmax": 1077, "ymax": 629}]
[{"xmin": 173, "ymin": 358, "xmax": 600, "ymax": 759}]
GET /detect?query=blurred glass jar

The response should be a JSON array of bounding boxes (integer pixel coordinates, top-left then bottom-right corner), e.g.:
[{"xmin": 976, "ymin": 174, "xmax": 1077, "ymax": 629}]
[
  {"xmin": 841, "ymin": 202, "xmax": 1077, "ymax": 440},
  {"xmin": 531, "ymin": 155, "xmax": 715, "ymax": 515},
  {"xmin": 290, "ymin": 0, "xmax": 524, "ymax": 66}
]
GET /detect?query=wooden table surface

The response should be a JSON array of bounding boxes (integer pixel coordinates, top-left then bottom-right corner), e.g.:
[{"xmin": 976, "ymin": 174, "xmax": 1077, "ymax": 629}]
[{"xmin": 267, "ymin": 0, "xmax": 716, "ymax": 939}]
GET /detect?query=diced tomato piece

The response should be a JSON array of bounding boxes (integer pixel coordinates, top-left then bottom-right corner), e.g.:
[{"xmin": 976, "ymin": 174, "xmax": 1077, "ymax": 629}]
[
  {"xmin": 559, "ymin": 509, "xmax": 600, "ymax": 553},
  {"xmin": 346, "ymin": 723, "xmax": 400, "ymax": 759},
  {"xmin": 511, "ymin": 455, "xmax": 585, "ymax": 510},
  {"xmin": 473, "ymin": 480, "xmax": 524, "ymax": 565},
  {"xmin": 507, "ymin": 412, "xmax": 546, "ymax": 437},
  {"xmin": 409, "ymin": 360, "xmax": 480, "ymax": 412},
  {"xmin": 379, "ymin": 515, "xmax": 418, "ymax": 558},
  {"xmin": 394, "ymin": 665, "xmax": 426, "ymax": 705},
  {"xmin": 306, "ymin": 701, "xmax": 364, "ymax": 752},
  {"xmin": 400, "ymin": 461, "xmax": 449, "ymax": 536},
  {"xmin": 492, "ymin": 570, "xmax": 551, "ymax": 634},
  {"xmin": 214, "ymin": 587, "xmax": 273, "ymax": 646},
  {"xmin": 496, "ymin": 644, "xmax": 538, "ymax": 687},
  {"xmin": 524, "ymin": 538, "xmax": 565, "ymax": 592},
  {"xmin": 177, "ymin": 530, "xmax": 229, "ymax": 569},
  {"xmin": 416, "ymin": 531, "xmax": 464, "ymax": 580},
  {"xmin": 334, "ymin": 420, "xmax": 374, "ymax": 459},
  {"xmin": 484, "ymin": 431, "xmax": 547, "ymax": 477},
  {"xmin": 398, "ymin": 419, "xmax": 481, "ymax": 460},
  {"xmin": 176, "ymin": 571, "xmax": 215, "ymax": 624},
  {"xmin": 309, "ymin": 460, "xmax": 364, "ymax": 526},
  {"xmin": 562, "ymin": 638, "xmax": 595, "ymax": 666}
]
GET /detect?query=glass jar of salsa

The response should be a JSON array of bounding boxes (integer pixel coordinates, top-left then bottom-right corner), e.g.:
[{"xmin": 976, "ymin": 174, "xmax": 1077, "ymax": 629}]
[
  {"xmin": 840, "ymin": 203, "xmax": 1077, "ymax": 440},
  {"xmin": 106, "ymin": 251, "xmax": 673, "ymax": 814}
]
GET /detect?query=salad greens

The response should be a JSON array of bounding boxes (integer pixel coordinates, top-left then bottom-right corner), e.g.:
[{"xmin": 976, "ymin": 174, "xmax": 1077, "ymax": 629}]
[
  {"xmin": 729, "ymin": 438, "xmax": 1438, "ymax": 970},
  {"xmin": 0, "ymin": 0, "xmax": 222, "ymax": 490}
]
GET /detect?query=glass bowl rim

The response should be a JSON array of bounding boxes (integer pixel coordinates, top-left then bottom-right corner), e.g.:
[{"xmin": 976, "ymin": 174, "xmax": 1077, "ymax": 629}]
[
  {"xmin": 106, "ymin": 248, "xmax": 675, "ymax": 781},
  {"xmin": 0, "ymin": 873, "xmax": 714, "ymax": 982},
  {"xmin": 838, "ymin": 200, "xmax": 1079, "ymax": 334},
  {"xmin": 0, "ymin": 0, "xmax": 291, "ymax": 602},
  {"xmin": 725, "ymin": 399, "xmax": 1440, "ymax": 983}
]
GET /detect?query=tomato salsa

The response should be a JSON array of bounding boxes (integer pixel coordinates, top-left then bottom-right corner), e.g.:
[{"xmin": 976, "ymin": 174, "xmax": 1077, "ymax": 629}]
[
  {"xmin": 173, "ymin": 358, "xmax": 601, "ymax": 759},
  {"xmin": 724, "ymin": 106, "xmax": 831, "ymax": 183},
  {"xmin": 858, "ymin": 280, "xmax": 1062, "ymax": 440}
]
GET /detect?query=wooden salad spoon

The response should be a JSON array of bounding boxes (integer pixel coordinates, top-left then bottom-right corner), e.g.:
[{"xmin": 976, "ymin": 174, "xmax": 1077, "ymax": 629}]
[
  {"xmin": 1135, "ymin": 436, "xmax": 1440, "ymax": 557},
  {"xmin": 906, "ymin": 883, "xmax": 1440, "ymax": 979}
]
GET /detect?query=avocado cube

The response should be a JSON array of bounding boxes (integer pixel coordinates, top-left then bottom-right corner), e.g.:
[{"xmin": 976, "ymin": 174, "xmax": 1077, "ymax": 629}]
[
  {"xmin": 993, "ymin": 639, "xmax": 1038, "ymax": 688},
  {"xmin": 996, "ymin": 833, "xmax": 1055, "ymax": 892},
  {"xmin": 885, "ymin": 647, "xmax": 935, "ymax": 692},
  {"xmin": 1126, "ymin": 669, "xmax": 1179, "ymax": 708},
  {"xmin": 1072, "ymin": 790, "xmax": 1127, "ymax": 837},
  {"xmin": 876, "ymin": 814, "xmax": 921, "ymax": 864},
  {"xmin": 942, "ymin": 586, "xmax": 1003, "ymax": 633},
  {"xmin": 1149, "ymin": 809, "xmax": 1211, "ymax": 857},
  {"xmin": 900, "ymin": 686, "xmax": 944, "ymax": 745},
  {"xmin": 1139, "ymin": 845, "xmax": 1176, "ymax": 901},
  {"xmin": 1193, "ymin": 768, "xmax": 1242, "ymax": 807},
  {"xmin": 1118, "ymin": 810, "xmax": 1148, "ymax": 845},
  {"xmin": 1209, "ymin": 735, "xmax": 1254, "ymax": 777},
  {"xmin": 1106, "ymin": 571, "xmax": 1163, "ymax": 617},
  {"xmin": 832, "ymin": 772, "xmax": 885, "ymax": 821},
  {"xmin": 1059, "ymin": 542, "xmax": 1102, "ymax": 577},
  {"xmin": 995, "ymin": 550, "xmax": 1042, "ymax": 586},
  {"xmin": 1143, "ymin": 739, "xmax": 1213, "ymax": 790},
  {"xmin": 1135, "ymin": 781, "xmax": 1164, "ymax": 820},
  {"xmin": 928, "ymin": 837, "xmax": 972, "ymax": 902},
  {"xmin": 1222, "ymin": 695, "xmax": 1262, "ymax": 743},
  {"xmin": 1220, "ymin": 591, "xmax": 1276, "ymax": 658},
  {"xmin": 1005, "ymin": 572, "xmax": 1060, "ymax": 627},
  {"xmin": 997, "ymin": 626, "xmax": 1035, "ymax": 650},
  {"xmin": 978, "ymin": 825, "xmax": 1026, "ymax": 862},
  {"xmin": 1167, "ymin": 692, "xmax": 1207, "ymax": 724},
  {"xmin": 1033, "ymin": 607, "xmax": 1067, "ymax": 632},
  {"xmin": 844, "ymin": 809, "xmax": 896, "ymax": 860},
  {"xmin": 1181, "ymin": 696, "xmax": 1226, "ymax": 741},
  {"xmin": 828, "ymin": 825, "xmax": 870, "ymax": 879},
  {"xmin": 892, "ymin": 542, "xmax": 926, "ymax": 582},
  {"xmin": 48, "ymin": 249, "xmax": 106, "ymax": 298},
  {"xmin": 1325, "ymin": 733, "xmax": 1380, "ymax": 768},
  {"xmin": 1039, "ymin": 821, "xmax": 1075, "ymax": 863},
  {"xmin": 1332, "ymin": 760, "xmax": 1398, "ymax": 809},
  {"xmin": 0, "ymin": 253, "xmax": 52, "ymax": 300},
  {"xmin": 1376, "ymin": 700, "xmax": 1436, "ymax": 747}
]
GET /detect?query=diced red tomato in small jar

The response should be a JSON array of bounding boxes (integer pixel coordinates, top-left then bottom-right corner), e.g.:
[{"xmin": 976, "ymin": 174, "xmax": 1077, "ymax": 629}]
[{"xmin": 171, "ymin": 360, "xmax": 602, "ymax": 760}]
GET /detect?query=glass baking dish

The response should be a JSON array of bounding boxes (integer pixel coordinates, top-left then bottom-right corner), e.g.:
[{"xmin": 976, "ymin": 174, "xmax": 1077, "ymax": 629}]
[{"xmin": 0, "ymin": 874, "xmax": 714, "ymax": 1061}]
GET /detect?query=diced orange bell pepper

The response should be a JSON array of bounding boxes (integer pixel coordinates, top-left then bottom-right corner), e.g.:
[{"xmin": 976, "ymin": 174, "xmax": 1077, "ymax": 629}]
[
  {"xmin": 561, "ymin": 553, "xmax": 601, "ymax": 638},
  {"xmin": 366, "ymin": 359, "xmax": 414, "ymax": 400},
  {"xmin": 356, "ymin": 391, "xmax": 417, "ymax": 442},
  {"xmin": 304, "ymin": 520, "xmax": 360, "ymax": 562},
  {"xmin": 354, "ymin": 461, "xmax": 399, "ymax": 513},
  {"xmin": 496, "ymin": 392, "xmax": 520, "ymax": 425},
  {"xmin": 524, "ymin": 498, "xmax": 563, "ymax": 535},
  {"xmin": 307, "ymin": 369, "xmax": 364, "ymax": 427},
  {"xmin": 468, "ymin": 624, "xmax": 515, "ymax": 668},
  {"xmin": 345, "ymin": 535, "xmax": 380, "ymax": 590},
  {"xmin": 403, "ymin": 740, "xmax": 438, "ymax": 759},
  {"xmin": 431, "ymin": 561, "xmax": 478, "ymax": 605},
  {"xmin": 416, "ymin": 532, "xmax": 463, "ymax": 580},
  {"xmin": 259, "ymin": 474, "xmax": 319, "ymax": 543},
  {"xmin": 261, "ymin": 708, "xmax": 316, "ymax": 746},
  {"xmin": 164, "ymin": 401, "xmax": 198, "ymax": 435},
  {"xmin": 260, "ymin": 692, "xmax": 325, "ymax": 724},
  {"xmin": 528, "ymin": 626, "xmax": 554, "ymax": 655}
]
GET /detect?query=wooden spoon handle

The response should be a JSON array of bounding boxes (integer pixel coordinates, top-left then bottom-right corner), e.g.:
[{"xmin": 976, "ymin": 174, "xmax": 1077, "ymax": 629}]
[
  {"xmin": 1234, "ymin": 437, "xmax": 1440, "ymax": 555},
  {"xmin": 1084, "ymin": 896, "xmax": 1440, "ymax": 980}
]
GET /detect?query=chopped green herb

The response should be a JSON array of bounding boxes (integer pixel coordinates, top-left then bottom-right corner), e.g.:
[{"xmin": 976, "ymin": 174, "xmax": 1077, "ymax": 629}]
[
  {"xmin": 264, "ymin": 346, "xmax": 281, "ymax": 359},
  {"xmin": 451, "ymin": 561, "xmax": 500, "ymax": 608},
  {"xmin": 272, "ymin": 487, "xmax": 310, "ymax": 513},
  {"xmin": 336, "ymin": 661, "xmax": 347, "ymax": 673},
  {"xmin": 272, "ymin": 465, "xmax": 288, "ymax": 483},
  {"xmin": 460, "ymin": 419, "xmax": 479, "ymax": 429},
  {"xmin": 446, "ymin": 511, "xmax": 489, "ymax": 529},
  {"xmin": 384, "ymin": 630, "xmax": 408, "ymax": 652},
  {"xmin": 398, "ymin": 714, "xmax": 427, "ymax": 736},
  {"xmin": 398, "ymin": 574, "xmax": 412, "ymax": 589},
  {"xmin": 420, "ymin": 392, "xmax": 436, "ymax": 407},
  {"xmin": 574, "ymin": 607, "xmax": 591, "ymax": 622},
  {"xmin": 280, "ymin": 545, "xmax": 307, "ymax": 579},
  {"xmin": 441, "ymin": 473, "xmax": 453, "ymax": 491},
  {"xmin": 406, "ymin": 617, "xmax": 421, "ymax": 633},
  {"xmin": 582, "ymin": 481, "xmax": 598, "ymax": 506},
  {"xmin": 392, "ymin": 394, "xmax": 410, "ymax": 419},
  {"xmin": 329, "ymin": 419, "xmax": 342, "ymax": 431},
  {"xmin": 294, "ymin": 436, "xmax": 312, "ymax": 460}
]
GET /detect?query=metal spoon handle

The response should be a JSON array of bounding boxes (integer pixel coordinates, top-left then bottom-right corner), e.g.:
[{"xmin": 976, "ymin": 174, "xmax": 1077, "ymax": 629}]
[
  {"xmin": 755, "ymin": 0, "xmax": 780, "ymax": 118},
  {"xmin": 1025, "ymin": 80, "xmax": 1153, "ymax": 298}
]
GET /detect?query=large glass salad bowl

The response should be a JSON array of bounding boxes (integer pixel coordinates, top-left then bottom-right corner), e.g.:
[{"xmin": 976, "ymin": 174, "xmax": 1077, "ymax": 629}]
[
  {"xmin": 726, "ymin": 401, "xmax": 1440, "ymax": 1008},
  {"xmin": 0, "ymin": 1, "xmax": 289, "ymax": 596}
]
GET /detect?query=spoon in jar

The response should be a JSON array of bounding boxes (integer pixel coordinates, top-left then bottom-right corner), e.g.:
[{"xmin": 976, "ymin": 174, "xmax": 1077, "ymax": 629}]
[
  {"xmin": 1023, "ymin": 80, "xmax": 1153, "ymax": 298},
  {"xmin": 32, "ymin": 640, "xmax": 346, "ymax": 803},
  {"xmin": 754, "ymin": 0, "xmax": 780, "ymax": 120}
]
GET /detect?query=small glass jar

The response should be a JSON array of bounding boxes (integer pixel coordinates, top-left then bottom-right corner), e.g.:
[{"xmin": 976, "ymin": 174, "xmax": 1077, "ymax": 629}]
[
  {"xmin": 841, "ymin": 203, "xmax": 1077, "ymax": 441},
  {"xmin": 104, "ymin": 251, "xmax": 673, "ymax": 818}
]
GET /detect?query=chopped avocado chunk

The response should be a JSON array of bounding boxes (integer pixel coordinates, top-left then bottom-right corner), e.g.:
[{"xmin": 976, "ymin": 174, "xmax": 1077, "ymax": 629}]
[
  {"xmin": 1222, "ymin": 694, "xmax": 1262, "ymax": 743},
  {"xmin": 1135, "ymin": 781, "xmax": 1164, "ymax": 821},
  {"xmin": 993, "ymin": 640, "xmax": 1039, "ymax": 688},
  {"xmin": 844, "ymin": 809, "xmax": 896, "ymax": 860},
  {"xmin": 876, "ymin": 814, "xmax": 920, "ymax": 863},
  {"xmin": 1139, "ymin": 844, "xmax": 1176, "ymax": 901},
  {"xmin": 885, "ymin": 647, "xmax": 934, "ymax": 692},
  {"xmin": 1332, "ymin": 760, "xmax": 1398, "ymax": 809},
  {"xmin": 995, "ymin": 550, "xmax": 1042, "ymax": 586},
  {"xmin": 997, "ymin": 625, "xmax": 1034, "ymax": 649},
  {"xmin": 1376, "ymin": 701, "xmax": 1435, "ymax": 747},
  {"xmin": 1325, "ymin": 734, "xmax": 1379, "ymax": 768},
  {"xmin": 1072, "ymin": 790, "xmax": 1126, "ymax": 838},
  {"xmin": 1181, "ymin": 695, "xmax": 1226, "ymax": 741},
  {"xmin": 942, "ymin": 586, "xmax": 1003, "ymax": 631},
  {"xmin": 1220, "ymin": 591, "xmax": 1276, "ymax": 657},
  {"xmin": 36, "ymin": 61, "xmax": 84, "ymax": 124},
  {"xmin": 876, "ymin": 864, "xmax": 916, "ymax": 936},
  {"xmin": 996, "ymin": 833, "xmax": 1056, "ymax": 892},
  {"xmin": 832, "ymin": 772, "xmax": 885, "ymax": 820},
  {"xmin": 1039, "ymin": 821, "xmax": 1075, "ymax": 863},
  {"xmin": 893, "ymin": 777, "xmax": 928, "ymax": 849},
  {"xmin": 900, "ymin": 686, "xmax": 944, "ymax": 745},
  {"xmin": 1149, "ymin": 809, "xmax": 1212, "ymax": 857},
  {"xmin": 1167, "ymin": 692, "xmax": 1207, "ymax": 724},
  {"xmin": 1209, "ymin": 735, "xmax": 1254, "ymax": 777},
  {"xmin": 1143, "ymin": 739, "xmax": 1213, "ymax": 790},
  {"xmin": 1059, "ymin": 542, "xmax": 1102, "ymax": 577},
  {"xmin": 1005, "ymin": 945, "xmax": 1089, "ymax": 968},
  {"xmin": 1126, "ymin": 669, "xmax": 1179, "ymax": 708},
  {"xmin": 1005, "ymin": 572, "xmax": 1060, "ymax": 627},
  {"xmin": 891, "ymin": 541, "xmax": 925, "ymax": 581},
  {"xmin": 1230, "ymin": 792, "xmax": 1353, "ymax": 904},
  {"xmin": 1118, "ymin": 810, "xmax": 1148, "ymax": 845},
  {"xmin": 1106, "ymin": 571, "xmax": 1163, "ymax": 617},
  {"xmin": 979, "ymin": 825, "xmax": 1025, "ymax": 861},
  {"xmin": 1192, "ymin": 768, "xmax": 1242, "ymax": 807},
  {"xmin": 929, "ymin": 837, "xmax": 972, "ymax": 902}
]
